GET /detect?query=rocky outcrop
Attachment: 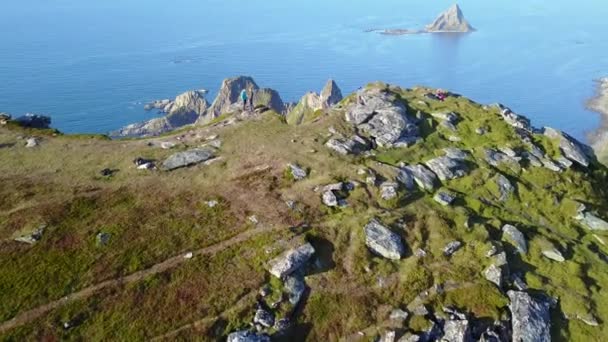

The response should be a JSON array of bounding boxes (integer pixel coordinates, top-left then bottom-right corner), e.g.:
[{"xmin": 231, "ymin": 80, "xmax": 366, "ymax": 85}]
[
  {"xmin": 287, "ymin": 163, "xmax": 307, "ymax": 181},
  {"xmin": 161, "ymin": 148, "xmax": 216, "ymax": 171},
  {"xmin": 425, "ymin": 4, "xmax": 475, "ymax": 33},
  {"xmin": 14, "ymin": 114, "xmax": 51, "ymax": 129},
  {"xmin": 267, "ymin": 243, "xmax": 315, "ymax": 279},
  {"xmin": 442, "ymin": 319, "xmax": 471, "ymax": 342},
  {"xmin": 587, "ymin": 77, "xmax": 608, "ymax": 164},
  {"xmin": 434, "ymin": 191, "xmax": 456, "ymax": 206},
  {"xmin": 543, "ymin": 127, "xmax": 591, "ymax": 167},
  {"xmin": 575, "ymin": 212, "xmax": 608, "ymax": 231},
  {"xmin": 444, "ymin": 241, "xmax": 463, "ymax": 256},
  {"xmin": 253, "ymin": 88, "xmax": 285, "ymax": 113},
  {"xmin": 286, "ymin": 79, "xmax": 343, "ymax": 125},
  {"xmin": 345, "ymin": 88, "xmax": 419, "ymax": 147},
  {"xmin": 424, "ymin": 156, "xmax": 468, "ymax": 181},
  {"xmin": 495, "ymin": 174, "xmax": 514, "ymax": 202},
  {"xmin": 508, "ymin": 291, "xmax": 551, "ymax": 342},
  {"xmin": 364, "ymin": 219, "xmax": 405, "ymax": 260},
  {"xmin": 201, "ymin": 76, "xmax": 259, "ymax": 122},
  {"xmin": 325, "ymin": 135, "xmax": 370, "ymax": 155}
]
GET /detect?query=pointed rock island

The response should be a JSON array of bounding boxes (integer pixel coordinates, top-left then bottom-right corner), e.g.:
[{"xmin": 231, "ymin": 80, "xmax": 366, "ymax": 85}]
[{"xmin": 372, "ymin": 4, "xmax": 476, "ymax": 36}]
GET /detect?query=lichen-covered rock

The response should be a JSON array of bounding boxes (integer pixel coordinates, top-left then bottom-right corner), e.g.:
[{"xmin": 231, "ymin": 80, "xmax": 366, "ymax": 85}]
[
  {"xmin": 484, "ymin": 148, "xmax": 520, "ymax": 168},
  {"xmin": 267, "ymin": 243, "xmax": 315, "ymax": 279},
  {"xmin": 575, "ymin": 212, "xmax": 608, "ymax": 231},
  {"xmin": 161, "ymin": 148, "xmax": 216, "ymax": 171},
  {"xmin": 227, "ymin": 331, "xmax": 270, "ymax": 342},
  {"xmin": 364, "ymin": 219, "xmax": 405, "ymax": 260},
  {"xmin": 502, "ymin": 224, "xmax": 527, "ymax": 255},
  {"xmin": 443, "ymin": 148, "xmax": 469, "ymax": 160},
  {"xmin": 402, "ymin": 164, "xmax": 437, "ymax": 191},
  {"xmin": 508, "ymin": 291, "xmax": 551, "ymax": 342},
  {"xmin": 284, "ymin": 273, "xmax": 306, "ymax": 305},
  {"xmin": 542, "ymin": 248, "xmax": 565, "ymax": 262},
  {"xmin": 254, "ymin": 308, "xmax": 275, "ymax": 328},
  {"xmin": 442, "ymin": 319, "xmax": 471, "ymax": 342},
  {"xmin": 424, "ymin": 156, "xmax": 467, "ymax": 181}
]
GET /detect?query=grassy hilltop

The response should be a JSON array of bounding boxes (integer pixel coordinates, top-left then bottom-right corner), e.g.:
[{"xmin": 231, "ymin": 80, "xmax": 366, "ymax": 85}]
[{"xmin": 1, "ymin": 82, "xmax": 608, "ymax": 341}]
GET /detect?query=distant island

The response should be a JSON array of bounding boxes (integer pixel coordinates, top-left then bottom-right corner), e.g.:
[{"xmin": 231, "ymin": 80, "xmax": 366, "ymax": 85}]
[{"xmin": 368, "ymin": 4, "xmax": 476, "ymax": 36}]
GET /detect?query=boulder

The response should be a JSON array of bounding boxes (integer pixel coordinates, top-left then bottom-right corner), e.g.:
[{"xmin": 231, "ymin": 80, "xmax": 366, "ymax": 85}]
[
  {"xmin": 254, "ymin": 308, "xmax": 275, "ymax": 328},
  {"xmin": 434, "ymin": 191, "xmax": 456, "ymax": 206},
  {"xmin": 543, "ymin": 127, "xmax": 590, "ymax": 167},
  {"xmin": 284, "ymin": 273, "xmax": 306, "ymax": 305},
  {"xmin": 227, "ymin": 331, "xmax": 270, "ymax": 342},
  {"xmin": 288, "ymin": 163, "xmax": 307, "ymax": 181},
  {"xmin": 325, "ymin": 135, "xmax": 370, "ymax": 155},
  {"xmin": 14, "ymin": 113, "xmax": 51, "ymax": 129},
  {"xmin": 424, "ymin": 156, "xmax": 467, "ymax": 181},
  {"xmin": 541, "ymin": 158, "xmax": 563, "ymax": 172},
  {"xmin": 507, "ymin": 291, "xmax": 551, "ymax": 342},
  {"xmin": 14, "ymin": 224, "xmax": 46, "ymax": 244},
  {"xmin": 402, "ymin": 164, "xmax": 438, "ymax": 191},
  {"xmin": 346, "ymin": 88, "xmax": 419, "ymax": 147},
  {"xmin": 364, "ymin": 219, "xmax": 405, "ymax": 260},
  {"xmin": 425, "ymin": 4, "xmax": 475, "ymax": 32},
  {"xmin": 443, "ymin": 148, "xmax": 469, "ymax": 161},
  {"xmin": 542, "ymin": 249, "xmax": 565, "ymax": 262},
  {"xmin": 380, "ymin": 182, "xmax": 399, "ymax": 200},
  {"xmin": 25, "ymin": 137, "xmax": 40, "ymax": 148},
  {"xmin": 431, "ymin": 111, "xmax": 458, "ymax": 123},
  {"xmin": 444, "ymin": 241, "xmax": 463, "ymax": 256},
  {"xmin": 161, "ymin": 148, "xmax": 216, "ymax": 171},
  {"xmin": 395, "ymin": 168, "xmax": 415, "ymax": 190},
  {"xmin": 322, "ymin": 190, "xmax": 338, "ymax": 207},
  {"xmin": 502, "ymin": 224, "xmax": 527, "ymax": 255},
  {"xmin": 575, "ymin": 212, "xmax": 608, "ymax": 231},
  {"xmin": 483, "ymin": 264, "xmax": 504, "ymax": 288},
  {"xmin": 495, "ymin": 174, "xmax": 514, "ymax": 202},
  {"xmin": 484, "ymin": 149, "xmax": 520, "ymax": 168},
  {"xmin": 267, "ymin": 243, "xmax": 316, "ymax": 279},
  {"xmin": 389, "ymin": 308, "xmax": 409, "ymax": 322},
  {"xmin": 442, "ymin": 319, "xmax": 472, "ymax": 342},
  {"xmin": 380, "ymin": 330, "xmax": 396, "ymax": 342}
]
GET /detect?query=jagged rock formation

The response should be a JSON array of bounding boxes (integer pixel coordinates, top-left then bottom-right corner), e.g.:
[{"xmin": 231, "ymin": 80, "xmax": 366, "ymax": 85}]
[
  {"xmin": 425, "ymin": 4, "xmax": 475, "ymax": 33},
  {"xmin": 508, "ymin": 291, "xmax": 551, "ymax": 342},
  {"xmin": 14, "ymin": 114, "xmax": 51, "ymax": 129},
  {"xmin": 286, "ymin": 79, "xmax": 343, "ymax": 125},
  {"xmin": 587, "ymin": 77, "xmax": 608, "ymax": 164},
  {"xmin": 113, "ymin": 76, "xmax": 285, "ymax": 137}
]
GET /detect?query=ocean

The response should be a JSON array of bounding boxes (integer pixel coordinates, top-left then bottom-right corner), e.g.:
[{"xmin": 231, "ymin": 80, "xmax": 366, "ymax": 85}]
[{"xmin": 1, "ymin": 0, "xmax": 607, "ymax": 140}]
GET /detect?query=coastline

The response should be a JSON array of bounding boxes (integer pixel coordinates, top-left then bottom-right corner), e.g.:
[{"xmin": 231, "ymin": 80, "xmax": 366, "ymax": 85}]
[{"xmin": 586, "ymin": 77, "xmax": 608, "ymax": 163}]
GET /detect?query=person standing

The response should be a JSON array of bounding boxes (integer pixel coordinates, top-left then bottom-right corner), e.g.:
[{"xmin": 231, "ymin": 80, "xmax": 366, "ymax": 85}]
[
  {"xmin": 240, "ymin": 89, "xmax": 248, "ymax": 110},
  {"xmin": 248, "ymin": 88, "xmax": 254, "ymax": 110}
]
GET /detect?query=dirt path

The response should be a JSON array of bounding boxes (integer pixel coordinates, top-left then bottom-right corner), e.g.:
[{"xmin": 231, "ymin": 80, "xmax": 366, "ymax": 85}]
[{"xmin": 0, "ymin": 225, "xmax": 277, "ymax": 334}]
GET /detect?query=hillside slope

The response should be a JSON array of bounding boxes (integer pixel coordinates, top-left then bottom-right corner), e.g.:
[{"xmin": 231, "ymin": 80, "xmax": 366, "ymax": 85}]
[{"xmin": 1, "ymin": 81, "xmax": 607, "ymax": 341}]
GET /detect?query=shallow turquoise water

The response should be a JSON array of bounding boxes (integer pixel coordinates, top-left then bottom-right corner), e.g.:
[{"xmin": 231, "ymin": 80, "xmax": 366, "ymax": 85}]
[{"xmin": 0, "ymin": 0, "xmax": 607, "ymax": 139}]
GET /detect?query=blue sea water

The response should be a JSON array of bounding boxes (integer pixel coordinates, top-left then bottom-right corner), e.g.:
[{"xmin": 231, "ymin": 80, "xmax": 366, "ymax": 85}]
[{"xmin": 1, "ymin": 0, "xmax": 607, "ymax": 140}]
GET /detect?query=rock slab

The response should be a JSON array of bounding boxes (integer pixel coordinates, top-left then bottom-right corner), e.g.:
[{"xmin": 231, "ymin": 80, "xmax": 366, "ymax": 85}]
[{"xmin": 364, "ymin": 219, "xmax": 405, "ymax": 260}]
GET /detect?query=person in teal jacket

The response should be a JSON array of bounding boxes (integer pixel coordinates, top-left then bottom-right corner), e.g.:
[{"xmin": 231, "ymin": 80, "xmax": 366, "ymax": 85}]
[{"xmin": 240, "ymin": 89, "xmax": 248, "ymax": 110}]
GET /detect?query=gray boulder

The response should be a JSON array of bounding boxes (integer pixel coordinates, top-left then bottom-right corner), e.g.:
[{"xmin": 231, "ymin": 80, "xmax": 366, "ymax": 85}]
[
  {"xmin": 325, "ymin": 135, "xmax": 370, "ymax": 155},
  {"xmin": 227, "ymin": 331, "xmax": 270, "ymax": 342},
  {"xmin": 402, "ymin": 164, "xmax": 438, "ymax": 191},
  {"xmin": 575, "ymin": 212, "xmax": 608, "ymax": 231},
  {"xmin": 483, "ymin": 264, "xmax": 504, "ymax": 288},
  {"xmin": 495, "ymin": 174, "xmax": 514, "ymax": 202},
  {"xmin": 161, "ymin": 148, "xmax": 216, "ymax": 171},
  {"xmin": 346, "ymin": 88, "xmax": 419, "ymax": 147},
  {"xmin": 284, "ymin": 273, "xmax": 306, "ymax": 305},
  {"xmin": 543, "ymin": 127, "xmax": 590, "ymax": 167},
  {"xmin": 380, "ymin": 182, "xmax": 399, "ymax": 200},
  {"xmin": 442, "ymin": 319, "xmax": 472, "ymax": 342},
  {"xmin": 364, "ymin": 219, "xmax": 405, "ymax": 260},
  {"xmin": 502, "ymin": 224, "xmax": 527, "ymax": 255},
  {"xmin": 424, "ymin": 156, "xmax": 467, "ymax": 181},
  {"xmin": 395, "ymin": 168, "xmax": 415, "ymax": 190},
  {"xmin": 288, "ymin": 163, "xmax": 307, "ymax": 181},
  {"xmin": 322, "ymin": 190, "xmax": 338, "ymax": 207},
  {"xmin": 508, "ymin": 291, "xmax": 551, "ymax": 342},
  {"xmin": 25, "ymin": 137, "xmax": 40, "ymax": 148},
  {"xmin": 267, "ymin": 243, "xmax": 316, "ymax": 279},
  {"xmin": 14, "ymin": 113, "xmax": 51, "ymax": 129},
  {"xmin": 254, "ymin": 309, "xmax": 275, "ymax": 328},
  {"xmin": 389, "ymin": 308, "xmax": 409, "ymax": 322},
  {"xmin": 484, "ymin": 149, "xmax": 520, "ymax": 168},
  {"xmin": 434, "ymin": 191, "xmax": 456, "ymax": 206},
  {"xmin": 542, "ymin": 248, "xmax": 565, "ymax": 262},
  {"xmin": 444, "ymin": 241, "xmax": 463, "ymax": 256},
  {"xmin": 14, "ymin": 224, "xmax": 46, "ymax": 244},
  {"xmin": 443, "ymin": 148, "xmax": 469, "ymax": 161}
]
